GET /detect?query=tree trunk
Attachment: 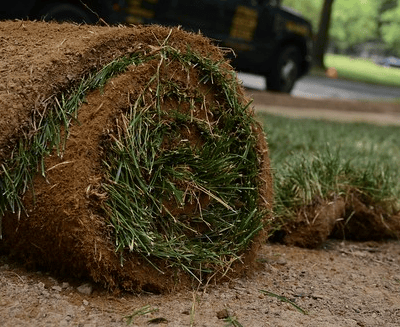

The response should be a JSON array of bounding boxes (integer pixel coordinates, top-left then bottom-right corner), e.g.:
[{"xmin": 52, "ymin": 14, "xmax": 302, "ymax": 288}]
[{"xmin": 314, "ymin": 0, "xmax": 335, "ymax": 69}]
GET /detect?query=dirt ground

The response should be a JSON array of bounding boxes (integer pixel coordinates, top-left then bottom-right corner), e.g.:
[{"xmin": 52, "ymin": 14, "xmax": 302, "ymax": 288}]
[
  {"xmin": 1, "ymin": 238, "xmax": 400, "ymax": 327},
  {"xmin": 250, "ymin": 89, "xmax": 400, "ymax": 126},
  {"xmin": 1, "ymin": 20, "xmax": 400, "ymax": 326}
]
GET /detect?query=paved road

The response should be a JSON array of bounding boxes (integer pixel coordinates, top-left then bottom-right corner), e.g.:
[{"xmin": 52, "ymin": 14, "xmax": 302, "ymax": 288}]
[{"xmin": 238, "ymin": 73, "xmax": 400, "ymax": 101}]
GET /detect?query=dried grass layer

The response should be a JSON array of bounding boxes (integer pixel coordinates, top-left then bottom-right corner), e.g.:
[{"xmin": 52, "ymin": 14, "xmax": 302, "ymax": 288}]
[{"xmin": 0, "ymin": 21, "xmax": 273, "ymax": 292}]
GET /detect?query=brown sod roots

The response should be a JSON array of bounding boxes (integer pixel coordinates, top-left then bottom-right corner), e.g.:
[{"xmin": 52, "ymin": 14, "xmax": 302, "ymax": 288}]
[
  {"xmin": 277, "ymin": 194, "xmax": 400, "ymax": 249},
  {"xmin": 0, "ymin": 21, "xmax": 273, "ymax": 292}
]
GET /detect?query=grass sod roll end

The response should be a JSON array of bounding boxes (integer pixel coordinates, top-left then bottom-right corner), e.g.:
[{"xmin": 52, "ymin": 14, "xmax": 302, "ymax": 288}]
[
  {"xmin": 261, "ymin": 113, "xmax": 400, "ymax": 248},
  {"xmin": 102, "ymin": 48, "xmax": 269, "ymax": 278},
  {"xmin": 0, "ymin": 21, "xmax": 273, "ymax": 292}
]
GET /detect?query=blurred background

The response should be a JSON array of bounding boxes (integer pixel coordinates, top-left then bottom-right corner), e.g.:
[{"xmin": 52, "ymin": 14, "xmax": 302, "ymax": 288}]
[
  {"xmin": 241, "ymin": 0, "xmax": 400, "ymax": 100},
  {"xmin": 284, "ymin": 0, "xmax": 400, "ymax": 61}
]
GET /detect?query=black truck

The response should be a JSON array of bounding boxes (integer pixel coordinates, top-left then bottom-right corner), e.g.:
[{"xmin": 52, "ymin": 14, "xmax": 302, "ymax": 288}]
[{"xmin": 1, "ymin": 0, "xmax": 313, "ymax": 93}]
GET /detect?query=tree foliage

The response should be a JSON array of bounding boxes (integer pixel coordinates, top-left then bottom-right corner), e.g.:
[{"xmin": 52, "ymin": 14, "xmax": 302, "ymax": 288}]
[
  {"xmin": 330, "ymin": 0, "xmax": 379, "ymax": 51},
  {"xmin": 282, "ymin": 0, "xmax": 400, "ymax": 56},
  {"xmin": 380, "ymin": 4, "xmax": 400, "ymax": 56},
  {"xmin": 281, "ymin": 0, "xmax": 322, "ymax": 32}
]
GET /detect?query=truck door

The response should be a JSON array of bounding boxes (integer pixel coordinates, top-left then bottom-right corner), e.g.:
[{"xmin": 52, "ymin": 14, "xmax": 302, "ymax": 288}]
[
  {"xmin": 224, "ymin": 1, "xmax": 259, "ymax": 43},
  {"xmin": 253, "ymin": 1, "xmax": 279, "ymax": 65},
  {"xmin": 221, "ymin": 1, "xmax": 260, "ymax": 69},
  {"xmin": 162, "ymin": 0, "xmax": 224, "ymax": 38},
  {"xmin": 222, "ymin": 0, "xmax": 278, "ymax": 73},
  {"xmin": 1, "ymin": 0, "xmax": 36, "ymax": 19}
]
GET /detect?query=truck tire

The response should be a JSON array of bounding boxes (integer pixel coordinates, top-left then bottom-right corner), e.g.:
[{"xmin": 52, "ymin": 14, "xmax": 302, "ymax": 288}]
[
  {"xmin": 39, "ymin": 2, "xmax": 93, "ymax": 24},
  {"xmin": 267, "ymin": 46, "xmax": 300, "ymax": 93}
]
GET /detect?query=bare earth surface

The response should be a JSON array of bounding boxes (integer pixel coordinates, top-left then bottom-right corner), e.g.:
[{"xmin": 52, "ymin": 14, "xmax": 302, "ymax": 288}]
[
  {"xmin": 2, "ymin": 93, "xmax": 400, "ymax": 326},
  {"xmin": 1, "ymin": 239, "xmax": 400, "ymax": 327},
  {"xmin": 250, "ymin": 90, "xmax": 400, "ymax": 126}
]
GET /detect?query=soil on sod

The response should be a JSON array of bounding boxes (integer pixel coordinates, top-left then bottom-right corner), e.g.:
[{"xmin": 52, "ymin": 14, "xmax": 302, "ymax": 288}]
[
  {"xmin": 274, "ymin": 196, "xmax": 400, "ymax": 248},
  {"xmin": 0, "ymin": 21, "xmax": 273, "ymax": 292}
]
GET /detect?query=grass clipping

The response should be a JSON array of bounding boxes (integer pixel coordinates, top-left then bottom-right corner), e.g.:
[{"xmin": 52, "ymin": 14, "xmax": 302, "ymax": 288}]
[{"xmin": 1, "ymin": 35, "xmax": 272, "ymax": 291}]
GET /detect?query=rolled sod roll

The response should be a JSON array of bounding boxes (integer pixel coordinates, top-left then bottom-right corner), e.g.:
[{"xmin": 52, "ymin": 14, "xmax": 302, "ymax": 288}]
[{"xmin": 0, "ymin": 21, "xmax": 273, "ymax": 292}]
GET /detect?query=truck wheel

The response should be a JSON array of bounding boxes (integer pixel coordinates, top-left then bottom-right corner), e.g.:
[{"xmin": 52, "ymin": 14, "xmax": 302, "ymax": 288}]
[
  {"xmin": 39, "ymin": 2, "xmax": 93, "ymax": 24},
  {"xmin": 267, "ymin": 46, "xmax": 300, "ymax": 93}
]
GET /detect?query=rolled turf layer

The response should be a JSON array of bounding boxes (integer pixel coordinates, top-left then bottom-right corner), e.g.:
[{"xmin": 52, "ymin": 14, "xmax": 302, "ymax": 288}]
[{"xmin": 0, "ymin": 21, "xmax": 273, "ymax": 291}]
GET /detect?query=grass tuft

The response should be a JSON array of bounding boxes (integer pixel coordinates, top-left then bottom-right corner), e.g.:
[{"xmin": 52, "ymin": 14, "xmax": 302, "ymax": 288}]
[
  {"xmin": 260, "ymin": 289, "xmax": 308, "ymax": 315},
  {"xmin": 224, "ymin": 315, "xmax": 244, "ymax": 327},
  {"xmin": 124, "ymin": 305, "xmax": 159, "ymax": 325}
]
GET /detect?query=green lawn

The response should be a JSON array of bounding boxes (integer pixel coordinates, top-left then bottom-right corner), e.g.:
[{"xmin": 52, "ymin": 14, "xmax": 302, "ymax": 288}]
[{"xmin": 324, "ymin": 54, "xmax": 400, "ymax": 88}]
